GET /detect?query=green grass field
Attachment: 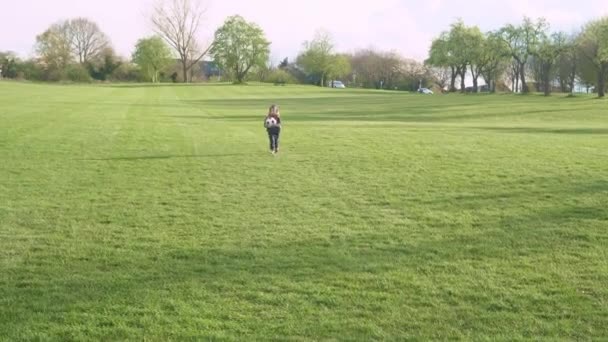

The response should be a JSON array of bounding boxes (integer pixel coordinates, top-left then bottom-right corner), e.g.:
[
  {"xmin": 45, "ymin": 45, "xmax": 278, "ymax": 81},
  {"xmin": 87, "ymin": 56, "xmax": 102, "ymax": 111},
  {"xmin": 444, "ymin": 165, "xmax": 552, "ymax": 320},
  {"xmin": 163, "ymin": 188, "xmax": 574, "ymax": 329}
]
[{"xmin": 1, "ymin": 81, "xmax": 607, "ymax": 340}]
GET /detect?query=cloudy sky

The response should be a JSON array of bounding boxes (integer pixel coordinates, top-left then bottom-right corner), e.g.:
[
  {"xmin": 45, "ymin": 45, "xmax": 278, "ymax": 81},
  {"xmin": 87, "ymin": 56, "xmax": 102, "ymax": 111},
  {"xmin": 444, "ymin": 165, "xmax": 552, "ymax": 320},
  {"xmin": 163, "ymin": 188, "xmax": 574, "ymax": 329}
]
[{"xmin": 2, "ymin": 0, "xmax": 608, "ymax": 62}]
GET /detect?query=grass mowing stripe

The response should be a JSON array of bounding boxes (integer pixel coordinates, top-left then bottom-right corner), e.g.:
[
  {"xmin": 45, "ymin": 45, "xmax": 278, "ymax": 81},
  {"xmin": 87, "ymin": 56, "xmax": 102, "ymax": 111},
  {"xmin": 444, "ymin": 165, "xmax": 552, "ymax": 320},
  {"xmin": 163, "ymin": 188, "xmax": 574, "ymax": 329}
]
[{"xmin": 1, "ymin": 82, "xmax": 607, "ymax": 340}]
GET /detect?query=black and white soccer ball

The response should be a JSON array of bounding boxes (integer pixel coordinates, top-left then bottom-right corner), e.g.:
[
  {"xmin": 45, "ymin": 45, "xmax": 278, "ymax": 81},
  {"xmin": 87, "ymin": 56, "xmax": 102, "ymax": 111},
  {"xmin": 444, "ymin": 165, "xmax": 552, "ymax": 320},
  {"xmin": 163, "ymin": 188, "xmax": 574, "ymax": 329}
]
[{"xmin": 265, "ymin": 117, "xmax": 278, "ymax": 127}]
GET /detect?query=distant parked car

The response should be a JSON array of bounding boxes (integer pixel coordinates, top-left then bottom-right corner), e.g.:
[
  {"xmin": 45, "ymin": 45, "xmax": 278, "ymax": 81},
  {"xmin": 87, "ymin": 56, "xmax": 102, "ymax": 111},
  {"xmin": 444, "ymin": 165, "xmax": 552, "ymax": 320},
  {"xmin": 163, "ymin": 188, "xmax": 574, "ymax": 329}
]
[
  {"xmin": 328, "ymin": 80, "xmax": 346, "ymax": 88},
  {"xmin": 418, "ymin": 88, "xmax": 433, "ymax": 94}
]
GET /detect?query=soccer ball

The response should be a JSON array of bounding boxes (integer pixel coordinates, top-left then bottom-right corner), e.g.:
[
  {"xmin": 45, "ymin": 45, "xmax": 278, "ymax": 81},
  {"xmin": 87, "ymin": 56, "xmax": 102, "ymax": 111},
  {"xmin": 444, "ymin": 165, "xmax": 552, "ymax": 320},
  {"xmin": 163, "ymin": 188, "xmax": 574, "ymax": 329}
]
[{"xmin": 265, "ymin": 117, "xmax": 277, "ymax": 127}]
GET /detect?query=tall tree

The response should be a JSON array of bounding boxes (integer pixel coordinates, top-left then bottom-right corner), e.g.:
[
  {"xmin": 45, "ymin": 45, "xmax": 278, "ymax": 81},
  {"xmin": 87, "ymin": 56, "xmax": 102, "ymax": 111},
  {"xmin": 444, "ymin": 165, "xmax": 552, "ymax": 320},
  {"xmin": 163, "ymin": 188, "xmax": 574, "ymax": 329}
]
[
  {"xmin": 351, "ymin": 49, "xmax": 401, "ymax": 89},
  {"xmin": 426, "ymin": 34, "xmax": 460, "ymax": 92},
  {"xmin": 36, "ymin": 23, "xmax": 73, "ymax": 71},
  {"xmin": 533, "ymin": 32, "xmax": 567, "ymax": 96},
  {"xmin": 151, "ymin": 0, "xmax": 213, "ymax": 83},
  {"xmin": 327, "ymin": 54, "xmax": 351, "ymax": 86},
  {"xmin": 210, "ymin": 15, "xmax": 270, "ymax": 84},
  {"xmin": 578, "ymin": 17, "xmax": 608, "ymax": 97},
  {"xmin": 479, "ymin": 32, "xmax": 511, "ymax": 93},
  {"xmin": 35, "ymin": 19, "xmax": 112, "ymax": 80},
  {"xmin": 557, "ymin": 33, "xmax": 580, "ymax": 94},
  {"xmin": 448, "ymin": 20, "xmax": 478, "ymax": 92},
  {"xmin": 296, "ymin": 30, "xmax": 335, "ymax": 86},
  {"xmin": 461, "ymin": 25, "xmax": 485, "ymax": 92},
  {"xmin": 132, "ymin": 36, "xmax": 173, "ymax": 83},
  {"xmin": 499, "ymin": 17, "xmax": 548, "ymax": 93},
  {"xmin": 65, "ymin": 18, "xmax": 110, "ymax": 64}
]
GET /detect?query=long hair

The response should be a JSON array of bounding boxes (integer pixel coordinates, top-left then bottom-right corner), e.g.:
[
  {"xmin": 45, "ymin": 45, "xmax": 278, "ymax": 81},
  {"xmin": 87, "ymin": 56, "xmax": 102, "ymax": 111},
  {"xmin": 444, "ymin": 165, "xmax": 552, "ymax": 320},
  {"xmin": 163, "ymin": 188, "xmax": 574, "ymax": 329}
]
[{"xmin": 268, "ymin": 104, "xmax": 280, "ymax": 117}]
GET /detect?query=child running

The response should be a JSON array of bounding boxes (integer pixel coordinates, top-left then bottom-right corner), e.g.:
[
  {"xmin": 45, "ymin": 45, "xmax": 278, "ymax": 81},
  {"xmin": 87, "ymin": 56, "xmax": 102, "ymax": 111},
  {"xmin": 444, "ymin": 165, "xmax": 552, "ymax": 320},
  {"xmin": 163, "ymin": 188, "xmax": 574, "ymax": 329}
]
[{"xmin": 264, "ymin": 104, "xmax": 282, "ymax": 154}]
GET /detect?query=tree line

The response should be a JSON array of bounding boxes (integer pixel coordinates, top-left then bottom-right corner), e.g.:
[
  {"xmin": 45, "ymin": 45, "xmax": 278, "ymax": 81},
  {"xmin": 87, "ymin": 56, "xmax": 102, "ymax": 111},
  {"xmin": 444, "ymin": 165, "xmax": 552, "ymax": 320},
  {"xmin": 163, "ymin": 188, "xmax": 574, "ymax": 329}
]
[
  {"xmin": 425, "ymin": 17, "xmax": 608, "ymax": 97},
  {"xmin": 0, "ymin": 0, "xmax": 434, "ymax": 91},
  {"xmin": 1, "ymin": 0, "xmax": 606, "ymax": 96}
]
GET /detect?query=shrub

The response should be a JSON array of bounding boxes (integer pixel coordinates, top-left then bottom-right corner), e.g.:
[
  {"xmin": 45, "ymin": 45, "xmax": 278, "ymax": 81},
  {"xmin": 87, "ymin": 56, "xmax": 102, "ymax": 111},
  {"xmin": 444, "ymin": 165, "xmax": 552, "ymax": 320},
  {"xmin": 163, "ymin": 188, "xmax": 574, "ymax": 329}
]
[
  {"xmin": 265, "ymin": 69, "xmax": 296, "ymax": 84},
  {"xmin": 109, "ymin": 63, "xmax": 143, "ymax": 82},
  {"xmin": 12, "ymin": 60, "xmax": 44, "ymax": 81},
  {"xmin": 65, "ymin": 64, "xmax": 92, "ymax": 82}
]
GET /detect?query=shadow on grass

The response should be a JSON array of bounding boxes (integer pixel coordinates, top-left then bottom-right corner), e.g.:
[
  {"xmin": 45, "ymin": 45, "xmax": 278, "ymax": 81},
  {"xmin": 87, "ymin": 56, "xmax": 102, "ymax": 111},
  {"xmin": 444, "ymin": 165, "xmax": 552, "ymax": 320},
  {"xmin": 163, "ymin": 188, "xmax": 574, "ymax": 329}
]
[
  {"xmin": 164, "ymin": 113, "xmax": 608, "ymax": 135},
  {"xmin": 474, "ymin": 127, "xmax": 608, "ymax": 135},
  {"xmin": 3, "ymin": 176, "xmax": 607, "ymax": 338},
  {"xmin": 164, "ymin": 110, "xmax": 527, "ymax": 124},
  {"xmin": 104, "ymin": 83, "xmax": 235, "ymax": 89},
  {"xmin": 84, "ymin": 152, "xmax": 267, "ymax": 161},
  {"xmin": 420, "ymin": 179, "xmax": 608, "ymax": 211}
]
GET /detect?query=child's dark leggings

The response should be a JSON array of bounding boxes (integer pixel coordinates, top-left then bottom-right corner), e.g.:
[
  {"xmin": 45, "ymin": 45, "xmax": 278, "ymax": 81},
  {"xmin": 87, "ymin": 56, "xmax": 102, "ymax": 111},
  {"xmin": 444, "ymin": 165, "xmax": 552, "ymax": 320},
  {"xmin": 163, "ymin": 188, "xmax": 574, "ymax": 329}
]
[{"xmin": 268, "ymin": 133, "xmax": 280, "ymax": 151}]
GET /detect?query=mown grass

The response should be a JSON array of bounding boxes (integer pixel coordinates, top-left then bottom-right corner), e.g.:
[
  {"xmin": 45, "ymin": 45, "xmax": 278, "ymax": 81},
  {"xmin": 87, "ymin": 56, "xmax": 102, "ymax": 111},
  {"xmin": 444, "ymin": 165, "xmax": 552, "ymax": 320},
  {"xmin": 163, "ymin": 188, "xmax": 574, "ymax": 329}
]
[{"xmin": 1, "ymin": 82, "xmax": 607, "ymax": 340}]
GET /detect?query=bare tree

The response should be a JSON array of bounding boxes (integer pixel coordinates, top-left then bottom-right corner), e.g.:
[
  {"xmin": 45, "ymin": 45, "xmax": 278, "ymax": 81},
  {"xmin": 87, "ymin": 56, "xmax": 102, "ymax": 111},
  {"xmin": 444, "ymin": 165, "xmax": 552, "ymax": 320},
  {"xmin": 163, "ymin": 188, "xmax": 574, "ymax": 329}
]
[
  {"xmin": 350, "ymin": 49, "xmax": 402, "ymax": 89},
  {"xmin": 430, "ymin": 67, "xmax": 450, "ymax": 91},
  {"xmin": 151, "ymin": 0, "xmax": 213, "ymax": 82},
  {"xmin": 66, "ymin": 18, "xmax": 110, "ymax": 64}
]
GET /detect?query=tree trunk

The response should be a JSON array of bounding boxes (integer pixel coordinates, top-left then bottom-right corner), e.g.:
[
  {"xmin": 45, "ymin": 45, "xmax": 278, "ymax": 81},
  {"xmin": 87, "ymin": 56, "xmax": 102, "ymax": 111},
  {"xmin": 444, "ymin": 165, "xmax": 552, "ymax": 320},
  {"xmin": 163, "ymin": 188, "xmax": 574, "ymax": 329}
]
[
  {"xmin": 598, "ymin": 66, "xmax": 606, "ymax": 98},
  {"xmin": 543, "ymin": 63, "xmax": 550, "ymax": 96},
  {"xmin": 569, "ymin": 67, "xmax": 576, "ymax": 94},
  {"xmin": 559, "ymin": 78, "xmax": 567, "ymax": 93},
  {"xmin": 460, "ymin": 66, "xmax": 466, "ymax": 93},
  {"xmin": 520, "ymin": 63, "xmax": 529, "ymax": 93},
  {"xmin": 450, "ymin": 66, "xmax": 457, "ymax": 92},
  {"xmin": 181, "ymin": 59, "xmax": 188, "ymax": 83},
  {"xmin": 472, "ymin": 73, "xmax": 478, "ymax": 93},
  {"xmin": 569, "ymin": 80, "xmax": 574, "ymax": 94}
]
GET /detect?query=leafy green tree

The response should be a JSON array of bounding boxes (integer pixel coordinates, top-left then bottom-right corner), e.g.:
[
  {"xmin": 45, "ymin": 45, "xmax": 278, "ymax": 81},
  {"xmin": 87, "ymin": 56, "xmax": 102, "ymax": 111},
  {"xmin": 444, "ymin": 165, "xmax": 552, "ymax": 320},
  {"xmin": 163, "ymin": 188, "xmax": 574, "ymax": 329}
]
[
  {"xmin": 210, "ymin": 15, "xmax": 270, "ymax": 84},
  {"xmin": 427, "ymin": 21, "xmax": 481, "ymax": 93},
  {"xmin": 327, "ymin": 54, "xmax": 351, "ymax": 86},
  {"xmin": 457, "ymin": 24, "xmax": 485, "ymax": 92},
  {"xmin": 448, "ymin": 20, "xmax": 479, "ymax": 92},
  {"xmin": 479, "ymin": 32, "xmax": 511, "ymax": 93},
  {"xmin": 578, "ymin": 17, "xmax": 608, "ymax": 97},
  {"xmin": 0, "ymin": 52, "xmax": 19, "ymax": 79},
  {"xmin": 426, "ymin": 34, "xmax": 460, "ymax": 92},
  {"xmin": 132, "ymin": 36, "xmax": 173, "ymax": 83},
  {"xmin": 36, "ymin": 23, "xmax": 73, "ymax": 72},
  {"xmin": 499, "ymin": 17, "xmax": 548, "ymax": 93},
  {"xmin": 297, "ymin": 30, "xmax": 335, "ymax": 86},
  {"xmin": 533, "ymin": 32, "xmax": 568, "ymax": 96},
  {"xmin": 556, "ymin": 33, "xmax": 580, "ymax": 94}
]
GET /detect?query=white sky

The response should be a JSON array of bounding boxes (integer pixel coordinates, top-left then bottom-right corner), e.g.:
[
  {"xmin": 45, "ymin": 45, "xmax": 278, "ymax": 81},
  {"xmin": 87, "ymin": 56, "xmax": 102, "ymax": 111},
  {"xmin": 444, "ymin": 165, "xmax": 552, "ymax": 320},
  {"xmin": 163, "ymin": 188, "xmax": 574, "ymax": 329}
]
[{"xmin": 2, "ymin": 0, "xmax": 607, "ymax": 62}]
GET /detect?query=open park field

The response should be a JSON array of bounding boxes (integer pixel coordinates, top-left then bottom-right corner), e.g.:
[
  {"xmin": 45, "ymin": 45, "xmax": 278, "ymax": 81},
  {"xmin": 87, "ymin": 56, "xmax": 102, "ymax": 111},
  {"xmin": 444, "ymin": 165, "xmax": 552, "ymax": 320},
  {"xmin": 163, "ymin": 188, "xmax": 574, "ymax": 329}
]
[{"xmin": 1, "ymin": 82, "xmax": 607, "ymax": 340}]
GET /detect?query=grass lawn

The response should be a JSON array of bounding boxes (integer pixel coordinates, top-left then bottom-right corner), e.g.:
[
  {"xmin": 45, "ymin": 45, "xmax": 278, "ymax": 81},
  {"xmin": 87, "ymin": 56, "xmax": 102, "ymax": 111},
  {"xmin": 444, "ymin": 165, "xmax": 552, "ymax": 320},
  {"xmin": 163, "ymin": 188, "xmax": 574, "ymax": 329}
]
[{"xmin": 1, "ymin": 81, "xmax": 607, "ymax": 340}]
